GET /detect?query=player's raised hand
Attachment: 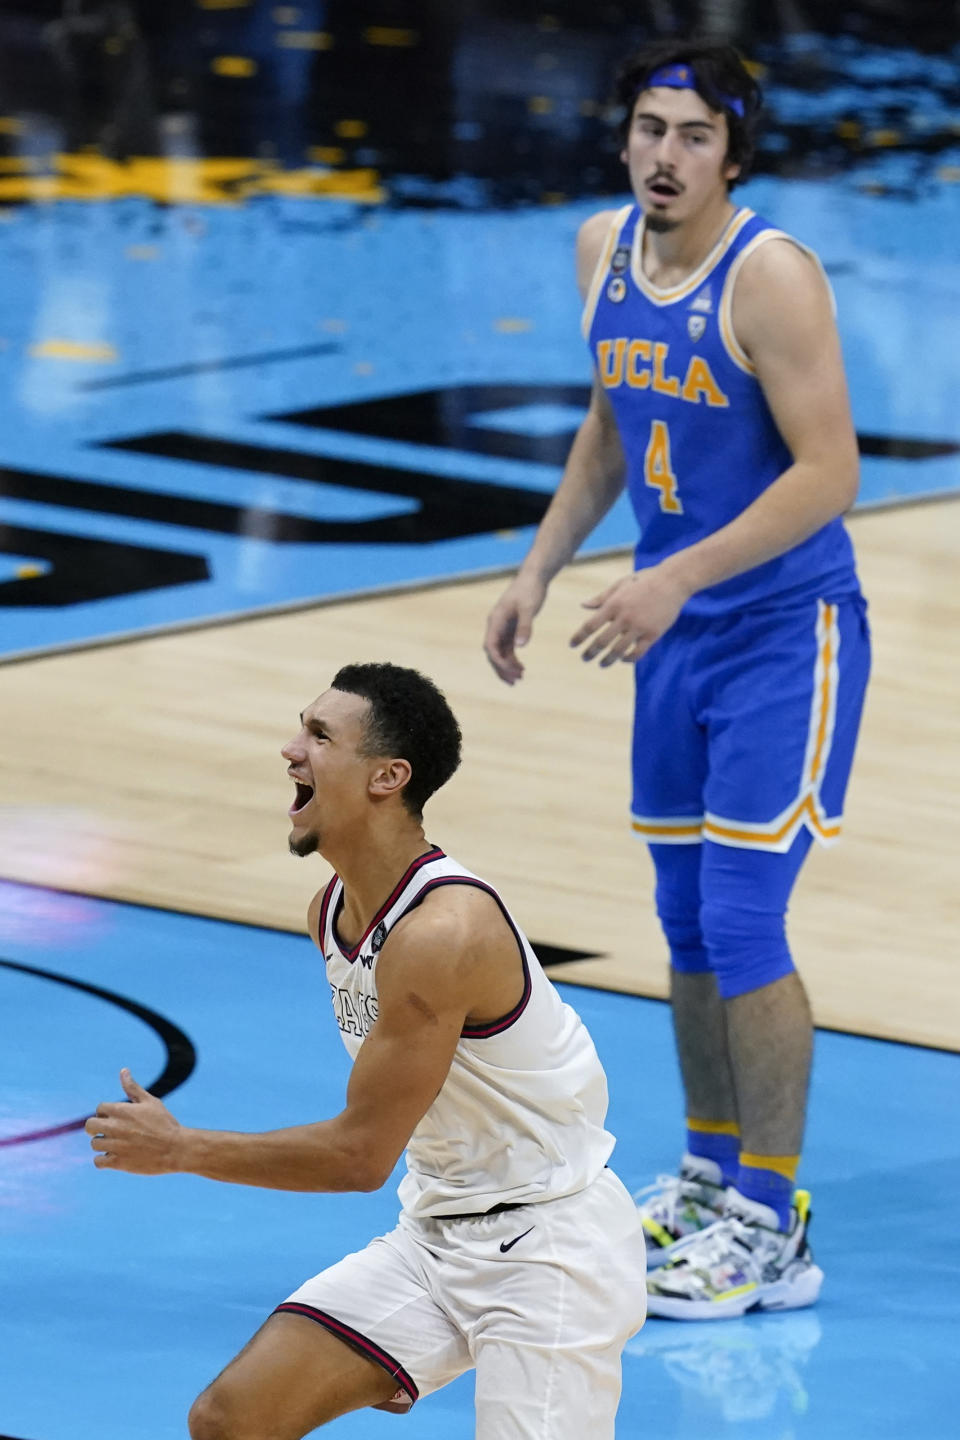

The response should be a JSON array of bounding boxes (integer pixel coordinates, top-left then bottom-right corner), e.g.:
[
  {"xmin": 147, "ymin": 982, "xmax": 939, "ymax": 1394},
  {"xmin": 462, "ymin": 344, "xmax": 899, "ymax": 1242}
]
[
  {"xmin": 483, "ymin": 573, "xmax": 547, "ymax": 684},
  {"xmin": 85, "ymin": 1068, "xmax": 183, "ymax": 1174},
  {"xmin": 570, "ymin": 566, "xmax": 689, "ymax": 667}
]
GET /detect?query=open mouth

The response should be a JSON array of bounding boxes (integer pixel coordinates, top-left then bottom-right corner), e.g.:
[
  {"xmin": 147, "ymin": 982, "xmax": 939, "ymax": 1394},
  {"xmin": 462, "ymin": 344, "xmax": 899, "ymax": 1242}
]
[
  {"xmin": 647, "ymin": 179, "xmax": 682, "ymax": 200},
  {"xmin": 289, "ymin": 780, "xmax": 315, "ymax": 816}
]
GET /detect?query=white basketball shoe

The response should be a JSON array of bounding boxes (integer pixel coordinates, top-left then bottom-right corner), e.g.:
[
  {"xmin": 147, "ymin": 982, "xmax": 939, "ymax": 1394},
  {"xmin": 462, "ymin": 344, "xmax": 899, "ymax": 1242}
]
[
  {"xmin": 635, "ymin": 1153, "xmax": 728, "ymax": 1269},
  {"xmin": 645, "ymin": 1187, "xmax": 824, "ymax": 1320}
]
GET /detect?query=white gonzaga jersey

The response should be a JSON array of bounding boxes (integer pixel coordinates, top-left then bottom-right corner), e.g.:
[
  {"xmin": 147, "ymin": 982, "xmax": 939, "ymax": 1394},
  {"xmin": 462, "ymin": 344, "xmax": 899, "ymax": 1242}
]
[{"xmin": 316, "ymin": 847, "xmax": 616, "ymax": 1218}]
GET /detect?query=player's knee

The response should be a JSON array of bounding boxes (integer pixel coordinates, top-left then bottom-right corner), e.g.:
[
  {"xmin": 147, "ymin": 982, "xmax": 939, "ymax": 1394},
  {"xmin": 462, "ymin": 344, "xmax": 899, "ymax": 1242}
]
[
  {"xmin": 188, "ymin": 1390, "xmax": 226, "ymax": 1440},
  {"xmin": 659, "ymin": 914, "xmax": 711, "ymax": 973},
  {"xmin": 653, "ymin": 860, "xmax": 710, "ymax": 973},
  {"xmin": 188, "ymin": 1388, "xmax": 243, "ymax": 1440},
  {"xmin": 188, "ymin": 1388, "xmax": 266, "ymax": 1440},
  {"xmin": 656, "ymin": 892, "xmax": 709, "ymax": 973},
  {"xmin": 700, "ymin": 899, "xmax": 795, "ymax": 999}
]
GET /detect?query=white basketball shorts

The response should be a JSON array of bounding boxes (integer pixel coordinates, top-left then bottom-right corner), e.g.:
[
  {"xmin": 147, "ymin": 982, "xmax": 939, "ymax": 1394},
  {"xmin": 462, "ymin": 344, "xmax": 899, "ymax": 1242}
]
[{"xmin": 276, "ymin": 1166, "xmax": 647, "ymax": 1439}]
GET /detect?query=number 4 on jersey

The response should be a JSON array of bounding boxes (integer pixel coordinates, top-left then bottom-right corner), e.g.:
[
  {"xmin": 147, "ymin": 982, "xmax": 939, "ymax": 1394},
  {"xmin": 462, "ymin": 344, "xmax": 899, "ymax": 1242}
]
[{"xmin": 644, "ymin": 419, "xmax": 683, "ymax": 514}]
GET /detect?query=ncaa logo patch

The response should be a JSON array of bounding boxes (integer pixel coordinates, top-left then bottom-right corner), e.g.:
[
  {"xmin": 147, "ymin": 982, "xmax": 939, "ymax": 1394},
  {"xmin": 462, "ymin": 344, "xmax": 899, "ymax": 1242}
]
[
  {"xmin": 607, "ymin": 277, "xmax": 627, "ymax": 303},
  {"xmin": 371, "ymin": 920, "xmax": 387, "ymax": 953},
  {"xmin": 610, "ymin": 246, "xmax": 630, "ymax": 274},
  {"xmin": 687, "ymin": 313, "xmax": 707, "ymax": 341}
]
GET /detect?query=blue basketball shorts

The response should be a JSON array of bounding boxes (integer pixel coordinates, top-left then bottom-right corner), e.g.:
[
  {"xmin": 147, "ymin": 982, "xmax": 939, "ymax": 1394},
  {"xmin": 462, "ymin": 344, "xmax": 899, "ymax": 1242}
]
[{"xmin": 630, "ymin": 594, "xmax": 871, "ymax": 853}]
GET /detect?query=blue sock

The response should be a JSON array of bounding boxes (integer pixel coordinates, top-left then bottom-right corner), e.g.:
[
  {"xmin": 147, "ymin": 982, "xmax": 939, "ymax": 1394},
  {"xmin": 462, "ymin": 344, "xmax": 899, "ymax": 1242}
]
[
  {"xmin": 686, "ymin": 1121, "xmax": 740, "ymax": 1187},
  {"xmin": 737, "ymin": 1154, "xmax": 797, "ymax": 1230}
]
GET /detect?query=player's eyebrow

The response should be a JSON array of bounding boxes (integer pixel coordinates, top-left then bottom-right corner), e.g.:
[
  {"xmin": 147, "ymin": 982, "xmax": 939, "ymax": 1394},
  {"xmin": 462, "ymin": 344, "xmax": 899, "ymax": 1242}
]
[
  {"xmin": 300, "ymin": 711, "xmax": 332, "ymax": 733},
  {"xmin": 634, "ymin": 110, "xmax": 717, "ymax": 132}
]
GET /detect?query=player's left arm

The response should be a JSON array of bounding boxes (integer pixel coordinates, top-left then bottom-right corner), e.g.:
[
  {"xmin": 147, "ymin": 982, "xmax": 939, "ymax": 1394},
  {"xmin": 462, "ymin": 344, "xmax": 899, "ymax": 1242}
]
[
  {"xmin": 661, "ymin": 237, "xmax": 860, "ymax": 592},
  {"xmin": 85, "ymin": 912, "xmax": 473, "ymax": 1192},
  {"xmin": 572, "ymin": 240, "xmax": 859, "ymax": 665}
]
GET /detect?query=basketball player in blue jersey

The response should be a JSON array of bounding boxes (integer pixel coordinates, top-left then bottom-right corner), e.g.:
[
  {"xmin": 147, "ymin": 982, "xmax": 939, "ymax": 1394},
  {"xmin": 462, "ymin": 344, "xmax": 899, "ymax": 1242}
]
[
  {"xmin": 86, "ymin": 662, "xmax": 646, "ymax": 1438},
  {"xmin": 485, "ymin": 41, "xmax": 871, "ymax": 1319}
]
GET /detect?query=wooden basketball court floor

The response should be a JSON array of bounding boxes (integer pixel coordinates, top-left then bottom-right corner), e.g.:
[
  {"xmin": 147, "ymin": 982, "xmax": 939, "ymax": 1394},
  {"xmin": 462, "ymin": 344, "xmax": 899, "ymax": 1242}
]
[
  {"xmin": 2, "ymin": 499, "xmax": 958, "ymax": 1050},
  {"xmin": 2, "ymin": 139, "xmax": 960, "ymax": 1440}
]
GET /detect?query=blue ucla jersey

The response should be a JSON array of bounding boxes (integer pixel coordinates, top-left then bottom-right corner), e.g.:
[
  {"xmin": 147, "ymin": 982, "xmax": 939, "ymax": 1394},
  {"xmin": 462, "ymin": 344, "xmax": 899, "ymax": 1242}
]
[{"xmin": 583, "ymin": 204, "xmax": 861, "ymax": 615}]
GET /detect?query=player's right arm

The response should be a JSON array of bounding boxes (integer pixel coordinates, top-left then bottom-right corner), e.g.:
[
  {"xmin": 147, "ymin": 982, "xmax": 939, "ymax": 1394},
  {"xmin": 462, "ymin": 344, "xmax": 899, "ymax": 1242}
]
[
  {"xmin": 84, "ymin": 891, "xmax": 513, "ymax": 1193},
  {"xmin": 483, "ymin": 212, "xmax": 627, "ymax": 685}
]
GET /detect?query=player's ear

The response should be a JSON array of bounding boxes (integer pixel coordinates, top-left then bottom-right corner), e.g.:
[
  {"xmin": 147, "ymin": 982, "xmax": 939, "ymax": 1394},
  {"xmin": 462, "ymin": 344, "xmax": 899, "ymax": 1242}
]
[
  {"xmin": 368, "ymin": 758, "xmax": 412, "ymax": 800},
  {"xmin": 724, "ymin": 160, "xmax": 741, "ymax": 185}
]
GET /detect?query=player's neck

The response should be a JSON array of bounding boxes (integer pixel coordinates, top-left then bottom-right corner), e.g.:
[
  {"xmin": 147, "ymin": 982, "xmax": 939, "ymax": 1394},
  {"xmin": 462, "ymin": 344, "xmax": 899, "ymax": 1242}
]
[
  {"xmin": 330, "ymin": 824, "xmax": 434, "ymax": 945},
  {"xmin": 641, "ymin": 193, "xmax": 737, "ymax": 289}
]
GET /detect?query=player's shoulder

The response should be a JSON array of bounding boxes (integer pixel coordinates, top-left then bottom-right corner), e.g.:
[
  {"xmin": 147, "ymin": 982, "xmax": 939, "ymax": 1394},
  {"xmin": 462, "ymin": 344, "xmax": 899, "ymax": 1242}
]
[
  {"xmin": 732, "ymin": 229, "xmax": 834, "ymax": 341},
  {"xmin": 736, "ymin": 229, "xmax": 825, "ymax": 297},
  {"xmin": 398, "ymin": 879, "xmax": 503, "ymax": 944},
  {"xmin": 379, "ymin": 881, "xmax": 521, "ymax": 1016},
  {"xmin": 731, "ymin": 230, "xmax": 838, "ymax": 367},
  {"xmin": 576, "ymin": 206, "xmax": 622, "ymax": 264},
  {"xmin": 577, "ymin": 206, "xmax": 622, "ymax": 245},
  {"xmin": 576, "ymin": 206, "xmax": 626, "ymax": 296},
  {"xmin": 384, "ymin": 881, "xmax": 508, "ymax": 977}
]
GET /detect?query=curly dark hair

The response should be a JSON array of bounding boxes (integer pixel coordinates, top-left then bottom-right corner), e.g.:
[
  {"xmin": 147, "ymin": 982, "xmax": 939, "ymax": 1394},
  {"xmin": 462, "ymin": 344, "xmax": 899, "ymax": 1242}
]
[
  {"xmin": 614, "ymin": 40, "xmax": 763, "ymax": 187},
  {"xmin": 331, "ymin": 662, "xmax": 462, "ymax": 819}
]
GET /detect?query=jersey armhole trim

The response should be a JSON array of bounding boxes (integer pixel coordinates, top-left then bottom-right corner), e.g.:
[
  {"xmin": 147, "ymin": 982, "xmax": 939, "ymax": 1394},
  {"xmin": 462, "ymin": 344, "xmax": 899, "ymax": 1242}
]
[
  {"xmin": 719, "ymin": 231, "xmax": 836, "ymax": 375},
  {"xmin": 396, "ymin": 876, "xmax": 533, "ymax": 1038},
  {"xmin": 580, "ymin": 203, "xmax": 633, "ymax": 340},
  {"xmin": 331, "ymin": 846, "xmax": 446, "ymax": 962},
  {"xmin": 317, "ymin": 875, "xmax": 340, "ymax": 962}
]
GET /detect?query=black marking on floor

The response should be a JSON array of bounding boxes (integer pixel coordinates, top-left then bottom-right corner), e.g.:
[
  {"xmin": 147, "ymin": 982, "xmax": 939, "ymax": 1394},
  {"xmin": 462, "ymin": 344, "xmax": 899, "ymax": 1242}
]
[
  {"xmin": 76, "ymin": 341, "xmax": 342, "ymax": 391},
  {"xmin": 98, "ymin": 432, "xmax": 552, "ymax": 541},
  {"xmin": 0, "ymin": 521, "xmax": 209, "ymax": 606},
  {"xmin": 0, "ymin": 957, "xmax": 197, "ymax": 1148},
  {"xmin": 533, "ymin": 942, "xmax": 603, "ymax": 967}
]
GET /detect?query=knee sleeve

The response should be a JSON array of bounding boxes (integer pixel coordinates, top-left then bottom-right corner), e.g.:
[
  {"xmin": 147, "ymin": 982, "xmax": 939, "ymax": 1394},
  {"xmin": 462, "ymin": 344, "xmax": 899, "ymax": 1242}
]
[
  {"xmin": 700, "ymin": 899, "xmax": 795, "ymax": 998},
  {"xmin": 650, "ymin": 842, "xmax": 710, "ymax": 974},
  {"xmin": 699, "ymin": 831, "xmax": 812, "ymax": 998}
]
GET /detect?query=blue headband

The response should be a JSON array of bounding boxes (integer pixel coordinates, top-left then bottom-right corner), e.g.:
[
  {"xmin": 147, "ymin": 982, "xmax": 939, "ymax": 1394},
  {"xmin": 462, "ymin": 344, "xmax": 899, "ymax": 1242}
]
[{"xmin": 644, "ymin": 63, "xmax": 745, "ymax": 119}]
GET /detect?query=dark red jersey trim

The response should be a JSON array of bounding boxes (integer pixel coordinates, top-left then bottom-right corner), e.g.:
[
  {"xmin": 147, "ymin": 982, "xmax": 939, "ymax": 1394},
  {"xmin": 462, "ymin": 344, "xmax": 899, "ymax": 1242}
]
[
  {"xmin": 316, "ymin": 874, "xmax": 340, "ymax": 964},
  {"xmin": 331, "ymin": 846, "xmax": 445, "ymax": 963},
  {"xmin": 273, "ymin": 1302, "xmax": 419, "ymax": 1402},
  {"xmin": 398, "ymin": 876, "xmax": 533, "ymax": 1038}
]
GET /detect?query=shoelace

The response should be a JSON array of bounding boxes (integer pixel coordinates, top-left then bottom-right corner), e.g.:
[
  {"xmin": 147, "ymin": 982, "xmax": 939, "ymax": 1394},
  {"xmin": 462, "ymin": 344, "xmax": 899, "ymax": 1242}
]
[
  {"xmin": 666, "ymin": 1213, "xmax": 757, "ymax": 1267},
  {"xmin": 632, "ymin": 1173, "xmax": 688, "ymax": 1227},
  {"xmin": 634, "ymin": 1172, "xmax": 724, "ymax": 1229}
]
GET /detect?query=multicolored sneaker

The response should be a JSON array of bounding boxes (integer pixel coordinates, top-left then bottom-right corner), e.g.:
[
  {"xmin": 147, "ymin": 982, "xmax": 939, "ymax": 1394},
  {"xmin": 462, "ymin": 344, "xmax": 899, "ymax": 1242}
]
[
  {"xmin": 645, "ymin": 1188, "xmax": 824, "ymax": 1320},
  {"xmin": 635, "ymin": 1154, "xmax": 727, "ymax": 1269}
]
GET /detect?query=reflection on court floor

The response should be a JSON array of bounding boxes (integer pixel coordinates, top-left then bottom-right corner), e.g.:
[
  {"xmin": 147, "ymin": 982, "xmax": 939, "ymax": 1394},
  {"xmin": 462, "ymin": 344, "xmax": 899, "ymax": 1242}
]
[{"xmin": 2, "ymin": 882, "xmax": 957, "ymax": 1440}]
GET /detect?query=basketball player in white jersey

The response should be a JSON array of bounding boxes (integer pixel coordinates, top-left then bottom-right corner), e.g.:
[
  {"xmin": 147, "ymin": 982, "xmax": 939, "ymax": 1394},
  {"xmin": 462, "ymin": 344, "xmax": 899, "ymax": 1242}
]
[{"xmin": 87, "ymin": 662, "xmax": 647, "ymax": 1440}]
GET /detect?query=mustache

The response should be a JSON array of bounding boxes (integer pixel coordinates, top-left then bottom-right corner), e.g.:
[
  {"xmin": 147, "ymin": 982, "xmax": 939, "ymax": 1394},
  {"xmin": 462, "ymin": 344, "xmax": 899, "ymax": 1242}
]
[{"xmin": 646, "ymin": 170, "xmax": 684, "ymax": 192}]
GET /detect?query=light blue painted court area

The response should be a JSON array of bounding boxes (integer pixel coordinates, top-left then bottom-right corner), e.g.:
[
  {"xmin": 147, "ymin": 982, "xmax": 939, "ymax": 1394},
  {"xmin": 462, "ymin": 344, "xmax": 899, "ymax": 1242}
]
[
  {"xmin": 1, "ymin": 881, "xmax": 957, "ymax": 1440},
  {"xmin": 1, "ymin": 166, "xmax": 959, "ymax": 662}
]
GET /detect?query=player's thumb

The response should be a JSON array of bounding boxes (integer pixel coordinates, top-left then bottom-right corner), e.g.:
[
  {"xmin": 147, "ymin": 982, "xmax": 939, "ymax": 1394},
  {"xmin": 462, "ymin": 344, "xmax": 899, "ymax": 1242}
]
[
  {"xmin": 120, "ymin": 1068, "xmax": 148, "ymax": 1102},
  {"xmin": 515, "ymin": 610, "xmax": 535, "ymax": 648}
]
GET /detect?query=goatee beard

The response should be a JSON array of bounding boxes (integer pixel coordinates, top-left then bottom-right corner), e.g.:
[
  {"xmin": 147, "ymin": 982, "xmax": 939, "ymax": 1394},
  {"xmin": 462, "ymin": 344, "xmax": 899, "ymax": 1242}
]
[
  {"xmin": 646, "ymin": 214, "xmax": 680, "ymax": 234},
  {"xmin": 289, "ymin": 831, "xmax": 319, "ymax": 858}
]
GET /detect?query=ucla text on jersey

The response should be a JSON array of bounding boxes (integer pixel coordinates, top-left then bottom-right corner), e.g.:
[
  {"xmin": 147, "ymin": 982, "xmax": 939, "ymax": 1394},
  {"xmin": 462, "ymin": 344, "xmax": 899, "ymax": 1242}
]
[{"xmin": 583, "ymin": 205, "xmax": 860, "ymax": 616}]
